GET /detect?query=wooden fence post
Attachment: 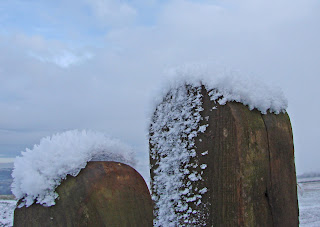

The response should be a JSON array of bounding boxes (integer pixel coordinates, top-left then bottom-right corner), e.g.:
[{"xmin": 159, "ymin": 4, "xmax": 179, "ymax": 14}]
[
  {"xmin": 149, "ymin": 85, "xmax": 298, "ymax": 226},
  {"xmin": 14, "ymin": 161, "xmax": 153, "ymax": 227}
]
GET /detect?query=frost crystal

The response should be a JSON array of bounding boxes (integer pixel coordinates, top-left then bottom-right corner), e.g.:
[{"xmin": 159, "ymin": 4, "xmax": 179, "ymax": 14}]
[
  {"xmin": 11, "ymin": 130, "xmax": 135, "ymax": 207},
  {"xmin": 201, "ymin": 151, "xmax": 209, "ymax": 156},
  {"xmin": 200, "ymin": 164, "xmax": 207, "ymax": 169}
]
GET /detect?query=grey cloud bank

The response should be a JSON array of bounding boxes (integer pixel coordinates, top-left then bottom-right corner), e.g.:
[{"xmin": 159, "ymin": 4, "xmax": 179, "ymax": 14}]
[{"xmin": 0, "ymin": 0, "xmax": 319, "ymax": 176}]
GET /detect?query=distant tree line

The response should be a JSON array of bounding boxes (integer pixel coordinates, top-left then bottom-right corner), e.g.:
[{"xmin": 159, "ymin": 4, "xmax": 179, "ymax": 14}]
[{"xmin": 297, "ymin": 172, "xmax": 320, "ymax": 179}]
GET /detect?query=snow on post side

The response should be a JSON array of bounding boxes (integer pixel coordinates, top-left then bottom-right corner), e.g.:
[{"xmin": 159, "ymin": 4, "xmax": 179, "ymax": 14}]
[
  {"xmin": 150, "ymin": 84, "xmax": 209, "ymax": 226},
  {"xmin": 11, "ymin": 130, "xmax": 135, "ymax": 207}
]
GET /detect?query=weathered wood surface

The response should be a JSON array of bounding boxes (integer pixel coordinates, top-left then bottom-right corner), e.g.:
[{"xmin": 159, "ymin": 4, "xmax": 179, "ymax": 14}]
[
  {"xmin": 14, "ymin": 161, "xmax": 153, "ymax": 227},
  {"xmin": 150, "ymin": 86, "xmax": 299, "ymax": 226},
  {"xmin": 262, "ymin": 113, "xmax": 299, "ymax": 227}
]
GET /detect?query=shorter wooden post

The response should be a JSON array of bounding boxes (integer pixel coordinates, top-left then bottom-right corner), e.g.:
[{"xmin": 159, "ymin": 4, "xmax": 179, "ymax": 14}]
[{"xmin": 14, "ymin": 161, "xmax": 153, "ymax": 227}]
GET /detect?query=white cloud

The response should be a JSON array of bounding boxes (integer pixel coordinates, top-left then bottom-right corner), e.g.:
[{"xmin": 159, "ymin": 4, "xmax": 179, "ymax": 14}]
[
  {"xmin": 0, "ymin": 33, "xmax": 93, "ymax": 68},
  {"xmin": 84, "ymin": 0, "xmax": 137, "ymax": 27},
  {"xmin": 29, "ymin": 50, "xmax": 93, "ymax": 68}
]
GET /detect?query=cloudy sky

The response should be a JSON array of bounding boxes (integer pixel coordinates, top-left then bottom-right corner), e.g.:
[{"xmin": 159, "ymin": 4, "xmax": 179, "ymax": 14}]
[{"xmin": 0, "ymin": 0, "xmax": 319, "ymax": 176}]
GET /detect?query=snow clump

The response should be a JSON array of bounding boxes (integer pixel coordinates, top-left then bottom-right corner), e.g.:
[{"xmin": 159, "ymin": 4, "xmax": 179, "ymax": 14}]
[
  {"xmin": 11, "ymin": 130, "xmax": 135, "ymax": 207},
  {"xmin": 160, "ymin": 64, "xmax": 288, "ymax": 114}
]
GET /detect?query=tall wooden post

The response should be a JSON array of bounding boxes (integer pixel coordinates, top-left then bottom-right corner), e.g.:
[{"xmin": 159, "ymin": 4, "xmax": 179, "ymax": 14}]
[{"xmin": 149, "ymin": 85, "xmax": 298, "ymax": 226}]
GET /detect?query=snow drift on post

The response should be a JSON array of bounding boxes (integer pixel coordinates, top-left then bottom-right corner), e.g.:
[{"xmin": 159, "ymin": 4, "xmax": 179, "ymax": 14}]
[
  {"xmin": 11, "ymin": 130, "xmax": 135, "ymax": 207},
  {"xmin": 156, "ymin": 65, "xmax": 288, "ymax": 114}
]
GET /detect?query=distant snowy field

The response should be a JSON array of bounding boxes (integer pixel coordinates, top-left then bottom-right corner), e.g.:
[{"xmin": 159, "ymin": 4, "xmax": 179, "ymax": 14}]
[
  {"xmin": 0, "ymin": 180, "xmax": 319, "ymax": 226},
  {"xmin": 0, "ymin": 200, "xmax": 15, "ymax": 227},
  {"xmin": 299, "ymin": 179, "xmax": 320, "ymax": 226}
]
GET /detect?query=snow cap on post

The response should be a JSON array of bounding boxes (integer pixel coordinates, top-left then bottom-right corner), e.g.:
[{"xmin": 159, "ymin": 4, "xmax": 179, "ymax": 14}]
[{"xmin": 12, "ymin": 130, "xmax": 135, "ymax": 207}]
